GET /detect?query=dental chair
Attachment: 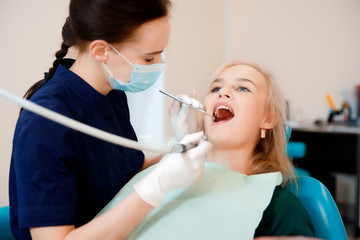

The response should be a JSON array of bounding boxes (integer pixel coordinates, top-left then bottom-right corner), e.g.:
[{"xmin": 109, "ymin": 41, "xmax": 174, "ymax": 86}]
[
  {"xmin": 285, "ymin": 176, "xmax": 347, "ymax": 240},
  {"xmin": 285, "ymin": 125, "xmax": 310, "ymax": 177},
  {"xmin": 0, "ymin": 205, "xmax": 14, "ymax": 240}
]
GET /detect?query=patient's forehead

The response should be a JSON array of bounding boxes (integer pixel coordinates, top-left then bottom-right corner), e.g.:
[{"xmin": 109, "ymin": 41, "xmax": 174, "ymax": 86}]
[{"xmin": 217, "ymin": 65, "xmax": 266, "ymax": 86}]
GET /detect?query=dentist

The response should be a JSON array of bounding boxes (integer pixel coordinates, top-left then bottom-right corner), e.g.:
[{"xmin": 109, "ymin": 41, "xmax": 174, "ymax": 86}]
[{"xmin": 9, "ymin": 0, "xmax": 211, "ymax": 239}]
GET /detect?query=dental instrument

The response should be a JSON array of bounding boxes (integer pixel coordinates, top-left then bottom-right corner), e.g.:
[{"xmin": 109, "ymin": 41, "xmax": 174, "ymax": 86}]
[
  {"xmin": 170, "ymin": 143, "xmax": 197, "ymax": 153},
  {"xmin": 0, "ymin": 87, "xmax": 201, "ymax": 154},
  {"xmin": 159, "ymin": 89, "xmax": 215, "ymax": 121},
  {"xmin": 168, "ymin": 134, "xmax": 208, "ymax": 153}
]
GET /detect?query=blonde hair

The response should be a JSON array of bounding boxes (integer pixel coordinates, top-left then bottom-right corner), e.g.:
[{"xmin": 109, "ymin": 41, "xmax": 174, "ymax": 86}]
[{"xmin": 212, "ymin": 61, "xmax": 295, "ymax": 185}]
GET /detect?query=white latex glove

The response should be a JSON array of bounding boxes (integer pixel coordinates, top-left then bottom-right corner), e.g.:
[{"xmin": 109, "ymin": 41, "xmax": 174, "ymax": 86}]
[
  {"xmin": 169, "ymin": 94, "xmax": 203, "ymax": 142},
  {"xmin": 133, "ymin": 131, "xmax": 212, "ymax": 207}
]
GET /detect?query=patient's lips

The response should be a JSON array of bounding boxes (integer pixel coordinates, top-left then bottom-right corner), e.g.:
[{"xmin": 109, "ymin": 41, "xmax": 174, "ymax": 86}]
[{"xmin": 213, "ymin": 103, "xmax": 234, "ymax": 123}]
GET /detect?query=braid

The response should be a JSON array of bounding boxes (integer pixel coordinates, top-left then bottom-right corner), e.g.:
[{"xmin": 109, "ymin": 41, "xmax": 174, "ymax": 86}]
[
  {"xmin": 21, "ymin": 17, "xmax": 75, "ymax": 112},
  {"xmin": 47, "ymin": 43, "xmax": 70, "ymax": 80},
  {"xmin": 22, "ymin": 41, "xmax": 70, "ymax": 104},
  {"xmin": 47, "ymin": 16, "xmax": 74, "ymax": 81}
]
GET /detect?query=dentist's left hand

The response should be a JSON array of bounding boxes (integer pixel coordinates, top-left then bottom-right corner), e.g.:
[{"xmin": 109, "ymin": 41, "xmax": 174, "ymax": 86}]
[
  {"xmin": 169, "ymin": 94, "xmax": 203, "ymax": 142},
  {"xmin": 133, "ymin": 131, "xmax": 212, "ymax": 207}
]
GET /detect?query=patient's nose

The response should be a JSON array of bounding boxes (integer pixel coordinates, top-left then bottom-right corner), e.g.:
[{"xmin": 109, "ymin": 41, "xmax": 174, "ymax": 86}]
[{"xmin": 218, "ymin": 87, "xmax": 232, "ymax": 99}]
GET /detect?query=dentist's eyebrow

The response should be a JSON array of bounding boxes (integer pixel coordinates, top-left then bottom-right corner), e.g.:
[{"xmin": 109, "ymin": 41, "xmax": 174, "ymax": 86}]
[{"xmin": 145, "ymin": 50, "xmax": 164, "ymax": 55}]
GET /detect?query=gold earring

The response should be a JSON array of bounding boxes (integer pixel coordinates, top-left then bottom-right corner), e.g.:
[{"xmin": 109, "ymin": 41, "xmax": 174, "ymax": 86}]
[{"xmin": 261, "ymin": 129, "xmax": 266, "ymax": 138}]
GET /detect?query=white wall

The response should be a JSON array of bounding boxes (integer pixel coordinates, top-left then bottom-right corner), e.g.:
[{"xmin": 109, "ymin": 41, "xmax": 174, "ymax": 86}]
[
  {"xmin": 226, "ymin": 0, "xmax": 360, "ymax": 122},
  {"xmin": 0, "ymin": 1, "xmax": 69, "ymax": 206}
]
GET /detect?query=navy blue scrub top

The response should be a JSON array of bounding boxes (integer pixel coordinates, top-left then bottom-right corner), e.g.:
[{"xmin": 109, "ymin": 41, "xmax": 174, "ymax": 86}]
[{"xmin": 9, "ymin": 59, "xmax": 144, "ymax": 239}]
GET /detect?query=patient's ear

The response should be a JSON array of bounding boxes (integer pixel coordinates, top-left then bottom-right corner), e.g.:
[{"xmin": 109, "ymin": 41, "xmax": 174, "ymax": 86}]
[{"xmin": 260, "ymin": 112, "xmax": 278, "ymax": 130}]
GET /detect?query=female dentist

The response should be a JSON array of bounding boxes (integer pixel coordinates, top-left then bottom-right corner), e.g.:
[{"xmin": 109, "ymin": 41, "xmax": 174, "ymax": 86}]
[{"xmin": 9, "ymin": 0, "xmax": 211, "ymax": 239}]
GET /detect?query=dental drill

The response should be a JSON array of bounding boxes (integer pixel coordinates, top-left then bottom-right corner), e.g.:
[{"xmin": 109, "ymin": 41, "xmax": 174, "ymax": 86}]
[{"xmin": 0, "ymin": 88, "xmax": 203, "ymax": 154}]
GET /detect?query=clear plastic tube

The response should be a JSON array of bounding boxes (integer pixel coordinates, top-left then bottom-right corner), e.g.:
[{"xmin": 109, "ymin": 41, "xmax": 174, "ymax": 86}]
[{"xmin": 0, "ymin": 88, "xmax": 171, "ymax": 154}]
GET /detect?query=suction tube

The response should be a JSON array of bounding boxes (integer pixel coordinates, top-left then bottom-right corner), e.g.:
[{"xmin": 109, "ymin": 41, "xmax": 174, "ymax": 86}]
[{"xmin": 0, "ymin": 88, "xmax": 171, "ymax": 154}]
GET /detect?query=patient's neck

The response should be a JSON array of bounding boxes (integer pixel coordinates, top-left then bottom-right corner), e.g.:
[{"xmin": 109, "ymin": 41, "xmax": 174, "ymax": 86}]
[{"xmin": 206, "ymin": 146, "xmax": 253, "ymax": 175}]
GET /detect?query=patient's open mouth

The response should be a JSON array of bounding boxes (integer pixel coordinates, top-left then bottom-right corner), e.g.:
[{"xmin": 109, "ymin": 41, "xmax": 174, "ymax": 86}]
[{"xmin": 213, "ymin": 104, "xmax": 234, "ymax": 123}]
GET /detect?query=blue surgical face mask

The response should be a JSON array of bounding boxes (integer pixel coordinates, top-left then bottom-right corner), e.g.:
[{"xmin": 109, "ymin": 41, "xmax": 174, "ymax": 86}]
[{"xmin": 102, "ymin": 45, "xmax": 165, "ymax": 93}]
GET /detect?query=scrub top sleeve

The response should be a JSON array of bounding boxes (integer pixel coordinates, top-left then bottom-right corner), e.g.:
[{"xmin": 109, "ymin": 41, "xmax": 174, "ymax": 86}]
[{"xmin": 13, "ymin": 112, "xmax": 78, "ymax": 228}]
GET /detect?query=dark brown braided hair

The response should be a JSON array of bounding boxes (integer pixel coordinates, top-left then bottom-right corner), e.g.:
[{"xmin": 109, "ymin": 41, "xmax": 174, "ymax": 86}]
[{"xmin": 23, "ymin": 0, "xmax": 171, "ymax": 102}]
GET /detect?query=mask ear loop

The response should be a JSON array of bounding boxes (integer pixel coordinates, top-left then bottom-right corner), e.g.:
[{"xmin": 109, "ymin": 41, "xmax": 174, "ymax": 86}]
[
  {"xmin": 102, "ymin": 63, "xmax": 114, "ymax": 77},
  {"xmin": 102, "ymin": 63, "xmax": 128, "ymax": 86},
  {"xmin": 109, "ymin": 44, "xmax": 135, "ymax": 68}
]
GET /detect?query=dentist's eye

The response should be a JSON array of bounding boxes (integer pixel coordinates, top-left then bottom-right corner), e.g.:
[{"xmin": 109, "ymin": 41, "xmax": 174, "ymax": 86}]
[{"xmin": 145, "ymin": 57, "xmax": 154, "ymax": 63}]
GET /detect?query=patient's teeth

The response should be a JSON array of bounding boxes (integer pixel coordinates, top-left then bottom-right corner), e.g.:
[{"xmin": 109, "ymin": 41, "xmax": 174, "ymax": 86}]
[
  {"xmin": 213, "ymin": 105, "xmax": 234, "ymax": 122},
  {"xmin": 215, "ymin": 106, "xmax": 234, "ymax": 114}
]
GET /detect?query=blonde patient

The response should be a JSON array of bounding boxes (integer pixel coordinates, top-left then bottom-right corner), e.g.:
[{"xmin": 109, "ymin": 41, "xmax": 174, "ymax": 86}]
[
  {"xmin": 97, "ymin": 61, "xmax": 318, "ymax": 239},
  {"xmin": 204, "ymin": 61, "xmax": 292, "ymax": 181},
  {"xmin": 203, "ymin": 61, "xmax": 316, "ymax": 238}
]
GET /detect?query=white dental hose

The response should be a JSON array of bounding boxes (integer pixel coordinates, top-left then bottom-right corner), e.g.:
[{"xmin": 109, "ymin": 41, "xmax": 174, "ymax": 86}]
[{"xmin": 0, "ymin": 87, "xmax": 172, "ymax": 154}]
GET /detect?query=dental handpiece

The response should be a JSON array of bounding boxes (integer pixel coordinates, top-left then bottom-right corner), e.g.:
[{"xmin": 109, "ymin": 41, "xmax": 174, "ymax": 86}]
[
  {"xmin": 170, "ymin": 134, "xmax": 208, "ymax": 153},
  {"xmin": 170, "ymin": 143, "xmax": 197, "ymax": 153},
  {"xmin": 0, "ymin": 87, "xmax": 171, "ymax": 154},
  {"xmin": 0, "ymin": 87, "xmax": 206, "ymax": 155},
  {"xmin": 159, "ymin": 89, "xmax": 215, "ymax": 121}
]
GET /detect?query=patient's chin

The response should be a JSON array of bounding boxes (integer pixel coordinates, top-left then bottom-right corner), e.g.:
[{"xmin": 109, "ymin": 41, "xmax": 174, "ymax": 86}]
[{"xmin": 207, "ymin": 132, "xmax": 231, "ymax": 145}]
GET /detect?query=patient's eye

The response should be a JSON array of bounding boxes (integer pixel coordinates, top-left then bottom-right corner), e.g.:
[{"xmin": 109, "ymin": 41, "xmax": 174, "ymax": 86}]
[
  {"xmin": 210, "ymin": 86, "xmax": 221, "ymax": 93},
  {"xmin": 237, "ymin": 86, "xmax": 249, "ymax": 92}
]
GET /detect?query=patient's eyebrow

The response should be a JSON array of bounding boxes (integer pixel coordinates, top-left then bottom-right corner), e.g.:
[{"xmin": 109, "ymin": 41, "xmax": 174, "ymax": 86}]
[
  {"xmin": 236, "ymin": 78, "xmax": 257, "ymax": 87},
  {"xmin": 211, "ymin": 78, "xmax": 256, "ymax": 87},
  {"xmin": 211, "ymin": 78, "xmax": 223, "ymax": 84}
]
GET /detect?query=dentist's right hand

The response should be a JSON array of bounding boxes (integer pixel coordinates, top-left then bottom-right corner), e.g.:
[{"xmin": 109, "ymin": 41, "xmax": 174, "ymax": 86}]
[{"xmin": 133, "ymin": 131, "xmax": 212, "ymax": 207}]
